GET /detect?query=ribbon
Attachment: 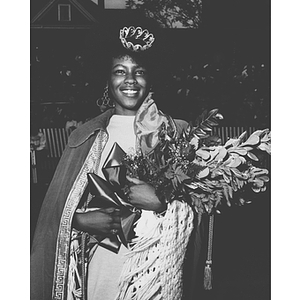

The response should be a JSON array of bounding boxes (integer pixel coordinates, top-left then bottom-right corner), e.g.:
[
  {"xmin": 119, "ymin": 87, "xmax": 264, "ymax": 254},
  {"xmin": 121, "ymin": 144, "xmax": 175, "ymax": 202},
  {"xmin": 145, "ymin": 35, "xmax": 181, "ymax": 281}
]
[
  {"xmin": 134, "ymin": 92, "xmax": 175, "ymax": 155},
  {"xmin": 102, "ymin": 141, "xmax": 128, "ymax": 191},
  {"xmin": 86, "ymin": 142, "xmax": 141, "ymax": 253}
]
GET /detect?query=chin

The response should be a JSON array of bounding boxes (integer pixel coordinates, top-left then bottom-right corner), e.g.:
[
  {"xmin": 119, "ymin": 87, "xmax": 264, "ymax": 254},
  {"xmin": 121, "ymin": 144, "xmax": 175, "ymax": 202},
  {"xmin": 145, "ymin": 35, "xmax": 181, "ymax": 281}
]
[{"xmin": 124, "ymin": 98, "xmax": 144, "ymax": 109}]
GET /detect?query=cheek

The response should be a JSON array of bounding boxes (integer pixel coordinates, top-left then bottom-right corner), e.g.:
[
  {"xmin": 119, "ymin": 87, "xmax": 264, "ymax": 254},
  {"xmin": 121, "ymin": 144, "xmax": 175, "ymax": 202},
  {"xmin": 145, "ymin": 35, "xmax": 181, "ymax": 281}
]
[
  {"xmin": 109, "ymin": 78, "xmax": 122, "ymax": 97},
  {"xmin": 138, "ymin": 77, "xmax": 149, "ymax": 89},
  {"xmin": 109, "ymin": 76, "xmax": 119, "ymax": 88}
]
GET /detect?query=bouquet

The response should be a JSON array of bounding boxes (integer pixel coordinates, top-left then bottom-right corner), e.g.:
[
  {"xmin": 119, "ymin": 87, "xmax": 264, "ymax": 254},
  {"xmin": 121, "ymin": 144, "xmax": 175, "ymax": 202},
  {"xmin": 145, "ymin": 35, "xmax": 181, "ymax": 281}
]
[
  {"xmin": 123, "ymin": 101, "xmax": 270, "ymax": 290},
  {"xmin": 124, "ymin": 107, "xmax": 271, "ymax": 215},
  {"xmin": 120, "ymin": 96, "xmax": 271, "ymax": 290}
]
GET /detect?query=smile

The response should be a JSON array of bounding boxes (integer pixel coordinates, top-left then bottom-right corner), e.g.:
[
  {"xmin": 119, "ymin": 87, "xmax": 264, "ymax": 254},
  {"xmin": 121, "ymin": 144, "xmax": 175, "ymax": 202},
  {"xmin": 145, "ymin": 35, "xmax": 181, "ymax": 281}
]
[{"xmin": 121, "ymin": 90, "xmax": 139, "ymax": 96}]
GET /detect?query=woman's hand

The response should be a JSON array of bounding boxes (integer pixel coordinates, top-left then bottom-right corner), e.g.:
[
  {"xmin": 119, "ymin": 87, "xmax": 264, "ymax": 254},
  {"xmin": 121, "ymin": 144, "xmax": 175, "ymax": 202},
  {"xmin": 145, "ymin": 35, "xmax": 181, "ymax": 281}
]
[
  {"xmin": 73, "ymin": 208, "xmax": 121, "ymax": 236},
  {"xmin": 126, "ymin": 176, "xmax": 165, "ymax": 212}
]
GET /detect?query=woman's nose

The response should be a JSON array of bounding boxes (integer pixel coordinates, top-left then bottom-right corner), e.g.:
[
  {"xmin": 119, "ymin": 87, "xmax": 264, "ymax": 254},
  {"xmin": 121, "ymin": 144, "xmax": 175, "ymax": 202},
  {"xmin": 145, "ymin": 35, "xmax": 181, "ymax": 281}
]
[{"xmin": 125, "ymin": 72, "xmax": 137, "ymax": 84}]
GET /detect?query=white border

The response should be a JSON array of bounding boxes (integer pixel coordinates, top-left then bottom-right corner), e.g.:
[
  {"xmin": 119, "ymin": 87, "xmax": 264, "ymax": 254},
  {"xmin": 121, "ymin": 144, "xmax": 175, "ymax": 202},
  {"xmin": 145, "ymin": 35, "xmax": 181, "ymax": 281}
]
[{"xmin": 271, "ymin": 1, "xmax": 300, "ymax": 299}]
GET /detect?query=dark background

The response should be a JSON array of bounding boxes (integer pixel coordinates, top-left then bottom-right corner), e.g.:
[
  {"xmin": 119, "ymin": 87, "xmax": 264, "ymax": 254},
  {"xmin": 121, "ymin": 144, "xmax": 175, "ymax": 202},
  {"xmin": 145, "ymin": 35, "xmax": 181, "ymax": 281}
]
[
  {"xmin": 31, "ymin": 0, "xmax": 270, "ymax": 128},
  {"xmin": 30, "ymin": 1, "xmax": 270, "ymax": 299}
]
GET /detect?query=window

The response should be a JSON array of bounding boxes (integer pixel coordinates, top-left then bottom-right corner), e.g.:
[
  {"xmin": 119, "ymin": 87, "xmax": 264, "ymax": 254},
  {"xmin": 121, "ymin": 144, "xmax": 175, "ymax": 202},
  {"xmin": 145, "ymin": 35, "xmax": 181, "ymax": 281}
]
[{"xmin": 58, "ymin": 4, "xmax": 71, "ymax": 21}]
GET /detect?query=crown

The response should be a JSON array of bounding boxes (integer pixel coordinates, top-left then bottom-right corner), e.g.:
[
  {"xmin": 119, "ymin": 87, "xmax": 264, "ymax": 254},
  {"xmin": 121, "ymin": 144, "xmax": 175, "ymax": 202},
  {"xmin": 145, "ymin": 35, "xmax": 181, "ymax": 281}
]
[{"xmin": 119, "ymin": 26, "xmax": 155, "ymax": 52}]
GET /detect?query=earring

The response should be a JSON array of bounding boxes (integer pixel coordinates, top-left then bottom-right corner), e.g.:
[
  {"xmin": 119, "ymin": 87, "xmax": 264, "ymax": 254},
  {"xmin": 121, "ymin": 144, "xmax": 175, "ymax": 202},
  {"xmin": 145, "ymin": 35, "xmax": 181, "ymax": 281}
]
[
  {"xmin": 148, "ymin": 85, "xmax": 154, "ymax": 98},
  {"xmin": 97, "ymin": 83, "xmax": 115, "ymax": 112}
]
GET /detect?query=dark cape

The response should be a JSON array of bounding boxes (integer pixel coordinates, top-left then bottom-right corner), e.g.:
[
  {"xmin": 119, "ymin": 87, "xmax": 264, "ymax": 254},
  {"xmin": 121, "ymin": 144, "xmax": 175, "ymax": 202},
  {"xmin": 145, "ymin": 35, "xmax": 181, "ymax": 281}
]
[{"xmin": 30, "ymin": 108, "xmax": 203, "ymax": 300}]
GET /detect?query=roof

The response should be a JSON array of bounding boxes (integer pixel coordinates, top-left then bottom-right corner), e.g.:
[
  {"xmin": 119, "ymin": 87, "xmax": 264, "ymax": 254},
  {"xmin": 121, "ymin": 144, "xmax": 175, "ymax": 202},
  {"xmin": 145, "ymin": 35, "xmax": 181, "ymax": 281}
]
[{"xmin": 31, "ymin": 0, "xmax": 103, "ymax": 29}]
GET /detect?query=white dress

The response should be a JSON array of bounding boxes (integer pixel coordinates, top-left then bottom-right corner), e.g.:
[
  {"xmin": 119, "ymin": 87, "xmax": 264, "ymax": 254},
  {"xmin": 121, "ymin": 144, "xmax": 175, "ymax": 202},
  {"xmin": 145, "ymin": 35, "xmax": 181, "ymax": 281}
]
[
  {"xmin": 87, "ymin": 115, "xmax": 159, "ymax": 300},
  {"xmin": 87, "ymin": 115, "xmax": 135, "ymax": 300}
]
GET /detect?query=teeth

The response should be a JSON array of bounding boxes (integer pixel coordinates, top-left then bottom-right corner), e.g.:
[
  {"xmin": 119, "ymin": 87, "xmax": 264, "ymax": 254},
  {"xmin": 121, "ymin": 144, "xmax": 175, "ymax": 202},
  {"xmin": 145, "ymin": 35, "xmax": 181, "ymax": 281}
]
[{"xmin": 122, "ymin": 90, "xmax": 138, "ymax": 95}]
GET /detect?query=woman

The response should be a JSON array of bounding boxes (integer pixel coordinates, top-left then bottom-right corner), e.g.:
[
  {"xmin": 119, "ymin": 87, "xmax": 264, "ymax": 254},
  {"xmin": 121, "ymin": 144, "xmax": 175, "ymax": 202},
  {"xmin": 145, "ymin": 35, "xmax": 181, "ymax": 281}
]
[{"xmin": 31, "ymin": 22, "xmax": 201, "ymax": 300}]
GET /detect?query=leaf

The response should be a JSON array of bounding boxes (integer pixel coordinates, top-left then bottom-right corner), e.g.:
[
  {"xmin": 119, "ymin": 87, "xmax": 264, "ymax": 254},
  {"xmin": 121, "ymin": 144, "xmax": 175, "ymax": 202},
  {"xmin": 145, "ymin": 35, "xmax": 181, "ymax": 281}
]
[
  {"xmin": 228, "ymin": 185, "xmax": 233, "ymax": 198},
  {"xmin": 231, "ymin": 168, "xmax": 248, "ymax": 180},
  {"xmin": 236, "ymin": 178, "xmax": 245, "ymax": 189},
  {"xmin": 207, "ymin": 108, "xmax": 219, "ymax": 119},
  {"xmin": 189, "ymin": 136, "xmax": 199, "ymax": 149},
  {"xmin": 253, "ymin": 179, "xmax": 265, "ymax": 187},
  {"xmin": 225, "ymin": 138, "xmax": 240, "ymax": 148},
  {"xmin": 241, "ymin": 146, "xmax": 254, "ymax": 151},
  {"xmin": 242, "ymin": 134, "xmax": 260, "ymax": 146},
  {"xmin": 222, "ymin": 185, "xmax": 232, "ymax": 206},
  {"xmin": 206, "ymin": 119, "xmax": 219, "ymax": 126},
  {"xmin": 251, "ymin": 129, "xmax": 269, "ymax": 138},
  {"xmin": 257, "ymin": 143, "xmax": 271, "ymax": 154},
  {"xmin": 252, "ymin": 186, "xmax": 262, "ymax": 193},
  {"xmin": 249, "ymin": 167, "xmax": 269, "ymax": 177},
  {"xmin": 196, "ymin": 149, "xmax": 210, "ymax": 160},
  {"xmin": 200, "ymin": 125, "xmax": 213, "ymax": 132},
  {"xmin": 194, "ymin": 128, "xmax": 210, "ymax": 138},
  {"xmin": 260, "ymin": 131, "xmax": 271, "ymax": 142},
  {"xmin": 247, "ymin": 152, "xmax": 259, "ymax": 161},
  {"xmin": 186, "ymin": 122, "xmax": 193, "ymax": 135},
  {"xmin": 229, "ymin": 148, "xmax": 248, "ymax": 156},
  {"xmin": 216, "ymin": 113, "xmax": 223, "ymax": 120},
  {"xmin": 165, "ymin": 167, "xmax": 175, "ymax": 180},
  {"xmin": 226, "ymin": 156, "xmax": 242, "ymax": 168},
  {"xmin": 211, "ymin": 169, "xmax": 223, "ymax": 178},
  {"xmin": 174, "ymin": 166, "xmax": 191, "ymax": 183},
  {"xmin": 223, "ymin": 185, "xmax": 229, "ymax": 201},
  {"xmin": 194, "ymin": 109, "xmax": 221, "ymax": 137},
  {"xmin": 238, "ymin": 131, "xmax": 248, "ymax": 142},
  {"xmin": 223, "ymin": 166, "xmax": 231, "ymax": 176},
  {"xmin": 223, "ymin": 173, "xmax": 231, "ymax": 183},
  {"xmin": 259, "ymin": 175, "xmax": 269, "ymax": 182},
  {"xmin": 184, "ymin": 182, "xmax": 199, "ymax": 190},
  {"xmin": 197, "ymin": 167, "xmax": 209, "ymax": 179},
  {"xmin": 215, "ymin": 147, "xmax": 227, "ymax": 161}
]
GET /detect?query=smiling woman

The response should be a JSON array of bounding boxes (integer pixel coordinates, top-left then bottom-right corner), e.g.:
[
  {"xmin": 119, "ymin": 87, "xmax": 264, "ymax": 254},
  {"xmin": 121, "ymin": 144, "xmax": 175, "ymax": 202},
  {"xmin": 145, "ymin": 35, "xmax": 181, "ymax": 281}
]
[
  {"xmin": 110, "ymin": 56, "xmax": 150, "ymax": 115},
  {"xmin": 30, "ymin": 16, "xmax": 199, "ymax": 300},
  {"xmin": 83, "ymin": 17, "xmax": 169, "ymax": 102}
]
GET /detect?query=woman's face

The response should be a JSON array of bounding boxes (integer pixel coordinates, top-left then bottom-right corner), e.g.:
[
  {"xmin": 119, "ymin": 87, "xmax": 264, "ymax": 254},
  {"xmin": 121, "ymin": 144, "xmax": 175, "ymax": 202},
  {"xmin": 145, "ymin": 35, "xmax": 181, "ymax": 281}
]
[{"xmin": 109, "ymin": 55, "xmax": 150, "ymax": 115}]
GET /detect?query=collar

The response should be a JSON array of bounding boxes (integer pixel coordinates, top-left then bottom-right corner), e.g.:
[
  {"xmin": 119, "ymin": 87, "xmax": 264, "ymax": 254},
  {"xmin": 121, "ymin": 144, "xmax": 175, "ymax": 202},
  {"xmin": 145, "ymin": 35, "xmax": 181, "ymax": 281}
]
[
  {"xmin": 68, "ymin": 93, "xmax": 153, "ymax": 148},
  {"xmin": 67, "ymin": 93, "xmax": 186, "ymax": 148},
  {"xmin": 68, "ymin": 109, "xmax": 115, "ymax": 148}
]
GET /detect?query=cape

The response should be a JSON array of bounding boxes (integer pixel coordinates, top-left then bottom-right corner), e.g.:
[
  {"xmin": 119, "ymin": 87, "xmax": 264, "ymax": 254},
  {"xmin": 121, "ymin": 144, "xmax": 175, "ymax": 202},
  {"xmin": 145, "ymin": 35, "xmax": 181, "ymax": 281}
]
[{"xmin": 31, "ymin": 103, "xmax": 203, "ymax": 300}]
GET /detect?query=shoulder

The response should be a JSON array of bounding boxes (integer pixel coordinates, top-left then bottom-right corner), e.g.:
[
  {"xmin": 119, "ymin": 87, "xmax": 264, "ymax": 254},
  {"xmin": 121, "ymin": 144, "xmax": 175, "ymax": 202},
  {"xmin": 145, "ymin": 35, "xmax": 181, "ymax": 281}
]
[{"xmin": 68, "ymin": 109, "xmax": 114, "ymax": 147}]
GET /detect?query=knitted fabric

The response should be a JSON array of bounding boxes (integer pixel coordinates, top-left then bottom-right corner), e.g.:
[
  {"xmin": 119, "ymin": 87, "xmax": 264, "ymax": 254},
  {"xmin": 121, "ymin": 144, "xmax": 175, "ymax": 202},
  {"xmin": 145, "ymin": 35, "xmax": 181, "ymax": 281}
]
[{"xmin": 116, "ymin": 200, "xmax": 194, "ymax": 300}]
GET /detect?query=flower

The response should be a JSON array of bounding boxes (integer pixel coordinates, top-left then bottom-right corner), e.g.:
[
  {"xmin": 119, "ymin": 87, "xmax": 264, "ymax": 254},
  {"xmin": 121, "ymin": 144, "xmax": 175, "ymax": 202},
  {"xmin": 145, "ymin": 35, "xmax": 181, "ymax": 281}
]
[{"xmin": 123, "ymin": 105, "xmax": 271, "ymax": 214}]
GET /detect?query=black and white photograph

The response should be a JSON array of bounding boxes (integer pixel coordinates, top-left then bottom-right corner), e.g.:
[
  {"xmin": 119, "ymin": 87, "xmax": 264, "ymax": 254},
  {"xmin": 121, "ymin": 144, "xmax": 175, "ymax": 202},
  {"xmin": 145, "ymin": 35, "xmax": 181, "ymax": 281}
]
[{"xmin": 28, "ymin": 1, "xmax": 276, "ymax": 299}]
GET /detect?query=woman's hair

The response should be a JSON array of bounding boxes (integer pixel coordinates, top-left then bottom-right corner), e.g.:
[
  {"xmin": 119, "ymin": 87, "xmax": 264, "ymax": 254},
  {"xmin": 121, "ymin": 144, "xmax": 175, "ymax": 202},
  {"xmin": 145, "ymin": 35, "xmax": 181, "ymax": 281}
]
[
  {"xmin": 105, "ymin": 46, "xmax": 156, "ymax": 80},
  {"xmin": 83, "ymin": 15, "xmax": 170, "ymax": 92}
]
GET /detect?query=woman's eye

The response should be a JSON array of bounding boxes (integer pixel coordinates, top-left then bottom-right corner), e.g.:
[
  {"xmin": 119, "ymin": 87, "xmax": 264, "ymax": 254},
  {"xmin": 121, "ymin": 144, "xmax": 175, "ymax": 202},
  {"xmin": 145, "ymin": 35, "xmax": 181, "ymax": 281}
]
[
  {"xmin": 115, "ymin": 69, "xmax": 125, "ymax": 75},
  {"xmin": 136, "ymin": 69, "xmax": 146, "ymax": 76}
]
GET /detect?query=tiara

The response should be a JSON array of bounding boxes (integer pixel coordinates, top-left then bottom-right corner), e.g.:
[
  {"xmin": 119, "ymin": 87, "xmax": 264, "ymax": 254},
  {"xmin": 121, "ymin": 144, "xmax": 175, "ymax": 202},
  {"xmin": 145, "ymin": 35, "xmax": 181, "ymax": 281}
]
[{"xmin": 119, "ymin": 26, "xmax": 155, "ymax": 52}]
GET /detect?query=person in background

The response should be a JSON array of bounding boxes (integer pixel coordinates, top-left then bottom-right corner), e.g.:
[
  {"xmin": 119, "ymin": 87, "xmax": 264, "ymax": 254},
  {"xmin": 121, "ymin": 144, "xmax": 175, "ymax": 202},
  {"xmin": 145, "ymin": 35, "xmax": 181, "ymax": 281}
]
[{"xmin": 65, "ymin": 111, "xmax": 83, "ymax": 135}]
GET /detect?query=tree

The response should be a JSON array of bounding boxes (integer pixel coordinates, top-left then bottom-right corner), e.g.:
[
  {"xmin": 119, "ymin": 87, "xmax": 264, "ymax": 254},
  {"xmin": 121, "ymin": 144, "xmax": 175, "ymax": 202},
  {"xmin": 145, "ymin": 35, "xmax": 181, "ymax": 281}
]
[{"xmin": 126, "ymin": 0, "xmax": 203, "ymax": 28}]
